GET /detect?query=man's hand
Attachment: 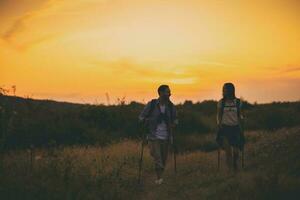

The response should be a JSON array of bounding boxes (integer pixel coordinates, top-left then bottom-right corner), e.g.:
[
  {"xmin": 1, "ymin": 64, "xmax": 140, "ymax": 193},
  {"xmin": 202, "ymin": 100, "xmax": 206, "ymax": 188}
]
[{"xmin": 139, "ymin": 117, "xmax": 148, "ymax": 123}]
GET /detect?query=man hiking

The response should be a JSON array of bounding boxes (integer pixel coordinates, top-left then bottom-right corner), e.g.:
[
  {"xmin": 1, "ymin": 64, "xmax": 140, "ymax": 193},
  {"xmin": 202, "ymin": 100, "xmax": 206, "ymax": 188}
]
[
  {"xmin": 216, "ymin": 83, "xmax": 245, "ymax": 172},
  {"xmin": 138, "ymin": 85, "xmax": 178, "ymax": 184}
]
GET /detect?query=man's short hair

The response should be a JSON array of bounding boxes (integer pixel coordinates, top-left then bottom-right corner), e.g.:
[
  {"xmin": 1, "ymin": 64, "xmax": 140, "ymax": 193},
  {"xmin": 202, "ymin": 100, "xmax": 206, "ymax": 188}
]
[{"xmin": 157, "ymin": 85, "xmax": 169, "ymax": 95}]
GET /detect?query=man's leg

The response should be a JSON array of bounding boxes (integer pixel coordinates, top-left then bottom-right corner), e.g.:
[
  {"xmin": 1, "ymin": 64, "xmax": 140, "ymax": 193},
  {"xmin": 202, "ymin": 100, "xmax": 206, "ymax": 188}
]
[
  {"xmin": 160, "ymin": 140, "xmax": 169, "ymax": 170},
  {"xmin": 149, "ymin": 140, "xmax": 164, "ymax": 180}
]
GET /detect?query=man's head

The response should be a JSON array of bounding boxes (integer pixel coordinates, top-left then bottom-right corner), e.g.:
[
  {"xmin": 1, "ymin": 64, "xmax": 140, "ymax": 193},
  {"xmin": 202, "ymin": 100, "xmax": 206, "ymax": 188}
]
[{"xmin": 157, "ymin": 85, "xmax": 171, "ymax": 101}]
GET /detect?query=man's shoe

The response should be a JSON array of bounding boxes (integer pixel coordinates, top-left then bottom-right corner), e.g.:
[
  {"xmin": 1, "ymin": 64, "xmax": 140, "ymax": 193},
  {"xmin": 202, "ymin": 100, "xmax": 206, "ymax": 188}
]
[{"xmin": 155, "ymin": 178, "xmax": 163, "ymax": 185}]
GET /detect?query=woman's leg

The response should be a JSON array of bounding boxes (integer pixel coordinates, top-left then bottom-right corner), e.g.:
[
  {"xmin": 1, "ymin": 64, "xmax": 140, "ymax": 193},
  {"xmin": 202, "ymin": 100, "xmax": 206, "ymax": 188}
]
[
  {"xmin": 233, "ymin": 146, "xmax": 240, "ymax": 171},
  {"xmin": 223, "ymin": 138, "xmax": 233, "ymax": 170},
  {"xmin": 149, "ymin": 140, "xmax": 164, "ymax": 179},
  {"xmin": 160, "ymin": 140, "xmax": 169, "ymax": 168},
  {"xmin": 232, "ymin": 126, "xmax": 241, "ymax": 171}
]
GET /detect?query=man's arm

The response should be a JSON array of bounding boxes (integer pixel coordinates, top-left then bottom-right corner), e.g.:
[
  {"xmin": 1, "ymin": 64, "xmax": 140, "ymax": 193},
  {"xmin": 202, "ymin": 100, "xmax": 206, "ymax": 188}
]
[
  {"xmin": 216, "ymin": 101, "xmax": 222, "ymax": 127},
  {"xmin": 171, "ymin": 106, "xmax": 178, "ymax": 127},
  {"xmin": 138, "ymin": 101, "xmax": 152, "ymax": 123}
]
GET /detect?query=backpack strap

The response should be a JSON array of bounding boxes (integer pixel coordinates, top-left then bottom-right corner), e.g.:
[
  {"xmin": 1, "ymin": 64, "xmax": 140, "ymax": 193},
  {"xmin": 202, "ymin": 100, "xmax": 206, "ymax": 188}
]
[
  {"xmin": 220, "ymin": 98, "xmax": 225, "ymax": 124},
  {"xmin": 145, "ymin": 99, "xmax": 157, "ymax": 118},
  {"xmin": 146, "ymin": 99, "xmax": 174, "ymax": 123},
  {"xmin": 236, "ymin": 98, "xmax": 241, "ymax": 119},
  {"xmin": 168, "ymin": 100, "xmax": 174, "ymax": 123}
]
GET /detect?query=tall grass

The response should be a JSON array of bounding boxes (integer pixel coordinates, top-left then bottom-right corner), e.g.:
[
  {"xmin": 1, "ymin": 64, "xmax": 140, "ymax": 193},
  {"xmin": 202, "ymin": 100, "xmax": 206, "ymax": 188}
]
[
  {"xmin": 0, "ymin": 140, "xmax": 150, "ymax": 200},
  {"xmin": 0, "ymin": 127, "xmax": 299, "ymax": 199}
]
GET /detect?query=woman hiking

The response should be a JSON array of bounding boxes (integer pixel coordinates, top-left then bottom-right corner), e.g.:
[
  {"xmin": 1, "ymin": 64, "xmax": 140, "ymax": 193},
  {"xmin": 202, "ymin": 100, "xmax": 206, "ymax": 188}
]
[{"xmin": 216, "ymin": 83, "xmax": 245, "ymax": 172}]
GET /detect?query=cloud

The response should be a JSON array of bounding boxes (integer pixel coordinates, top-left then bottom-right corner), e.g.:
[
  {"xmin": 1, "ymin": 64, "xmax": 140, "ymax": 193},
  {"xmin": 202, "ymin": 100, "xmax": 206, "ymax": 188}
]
[
  {"xmin": 17, "ymin": 34, "xmax": 59, "ymax": 52},
  {"xmin": 99, "ymin": 58, "xmax": 242, "ymax": 86},
  {"xmin": 282, "ymin": 66, "xmax": 300, "ymax": 73},
  {"xmin": 2, "ymin": 13, "xmax": 31, "ymax": 42},
  {"xmin": 196, "ymin": 60, "xmax": 240, "ymax": 68},
  {"xmin": 1, "ymin": 0, "xmax": 53, "ymax": 41},
  {"xmin": 90, "ymin": 58, "xmax": 201, "ymax": 84},
  {"xmin": 1, "ymin": 0, "xmax": 109, "ymax": 51},
  {"xmin": 261, "ymin": 65, "xmax": 300, "ymax": 76},
  {"xmin": 1, "ymin": 0, "xmax": 59, "ymax": 51},
  {"xmin": 91, "ymin": 59, "xmax": 163, "ymax": 76}
]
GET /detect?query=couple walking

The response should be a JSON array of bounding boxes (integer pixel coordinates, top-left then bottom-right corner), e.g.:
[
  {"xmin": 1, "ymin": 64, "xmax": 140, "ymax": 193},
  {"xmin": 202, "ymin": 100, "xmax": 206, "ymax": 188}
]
[{"xmin": 138, "ymin": 83, "xmax": 245, "ymax": 185}]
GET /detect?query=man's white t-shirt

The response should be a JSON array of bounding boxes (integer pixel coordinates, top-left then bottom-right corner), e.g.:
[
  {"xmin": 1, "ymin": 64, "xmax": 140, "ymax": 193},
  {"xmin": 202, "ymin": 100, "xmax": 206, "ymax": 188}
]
[{"xmin": 155, "ymin": 105, "xmax": 168, "ymax": 140}]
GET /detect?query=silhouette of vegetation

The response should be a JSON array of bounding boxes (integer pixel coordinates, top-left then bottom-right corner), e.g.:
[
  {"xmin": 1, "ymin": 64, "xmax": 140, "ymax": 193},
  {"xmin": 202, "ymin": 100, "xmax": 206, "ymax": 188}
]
[{"xmin": 0, "ymin": 95, "xmax": 299, "ymax": 149}]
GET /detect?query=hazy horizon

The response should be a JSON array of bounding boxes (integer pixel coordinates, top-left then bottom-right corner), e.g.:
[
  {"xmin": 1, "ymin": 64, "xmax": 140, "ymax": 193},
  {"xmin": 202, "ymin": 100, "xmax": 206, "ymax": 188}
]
[{"xmin": 2, "ymin": 91, "xmax": 300, "ymax": 106}]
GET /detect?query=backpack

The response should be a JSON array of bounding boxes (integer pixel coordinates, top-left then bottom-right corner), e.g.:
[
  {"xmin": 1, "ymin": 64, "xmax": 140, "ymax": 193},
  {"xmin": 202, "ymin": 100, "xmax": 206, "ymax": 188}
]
[
  {"xmin": 220, "ymin": 98, "xmax": 241, "ymax": 123},
  {"xmin": 146, "ymin": 99, "xmax": 174, "ymax": 122}
]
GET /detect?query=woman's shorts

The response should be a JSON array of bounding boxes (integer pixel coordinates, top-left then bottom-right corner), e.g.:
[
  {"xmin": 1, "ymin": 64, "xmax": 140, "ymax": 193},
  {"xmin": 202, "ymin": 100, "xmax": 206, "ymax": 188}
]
[{"xmin": 217, "ymin": 125, "xmax": 241, "ymax": 147}]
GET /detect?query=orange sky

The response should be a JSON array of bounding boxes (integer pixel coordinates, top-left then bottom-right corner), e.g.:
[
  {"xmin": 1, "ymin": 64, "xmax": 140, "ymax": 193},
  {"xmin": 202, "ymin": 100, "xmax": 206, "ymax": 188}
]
[{"xmin": 1, "ymin": 0, "xmax": 300, "ymax": 104}]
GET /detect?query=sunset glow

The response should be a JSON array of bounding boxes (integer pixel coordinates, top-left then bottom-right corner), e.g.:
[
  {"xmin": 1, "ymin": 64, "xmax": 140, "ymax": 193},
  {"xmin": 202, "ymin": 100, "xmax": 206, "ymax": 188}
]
[{"xmin": 1, "ymin": 0, "xmax": 300, "ymax": 104}]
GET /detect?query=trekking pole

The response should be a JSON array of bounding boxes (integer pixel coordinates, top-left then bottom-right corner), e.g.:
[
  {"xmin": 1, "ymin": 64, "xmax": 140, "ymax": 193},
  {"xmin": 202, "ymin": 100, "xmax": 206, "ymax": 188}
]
[
  {"xmin": 174, "ymin": 153, "xmax": 177, "ymax": 174},
  {"xmin": 173, "ymin": 143, "xmax": 177, "ymax": 174},
  {"xmin": 138, "ymin": 137, "xmax": 145, "ymax": 184},
  {"xmin": 217, "ymin": 147, "xmax": 221, "ymax": 170},
  {"xmin": 216, "ymin": 124, "xmax": 222, "ymax": 171},
  {"xmin": 241, "ymin": 148, "xmax": 245, "ymax": 169},
  {"xmin": 138, "ymin": 122, "xmax": 147, "ymax": 184},
  {"xmin": 241, "ymin": 130, "xmax": 245, "ymax": 169},
  {"xmin": 170, "ymin": 126, "xmax": 177, "ymax": 174},
  {"xmin": 240, "ymin": 117, "xmax": 245, "ymax": 169}
]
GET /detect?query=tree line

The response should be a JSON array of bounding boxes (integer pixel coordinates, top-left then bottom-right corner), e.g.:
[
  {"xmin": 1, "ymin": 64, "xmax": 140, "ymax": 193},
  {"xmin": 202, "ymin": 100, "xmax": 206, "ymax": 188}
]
[{"xmin": 0, "ymin": 95, "xmax": 299, "ymax": 149}]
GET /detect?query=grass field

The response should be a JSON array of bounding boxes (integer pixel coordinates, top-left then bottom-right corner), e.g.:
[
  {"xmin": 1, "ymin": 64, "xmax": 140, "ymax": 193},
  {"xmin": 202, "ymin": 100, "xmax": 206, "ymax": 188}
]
[{"xmin": 0, "ymin": 127, "xmax": 299, "ymax": 200}]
